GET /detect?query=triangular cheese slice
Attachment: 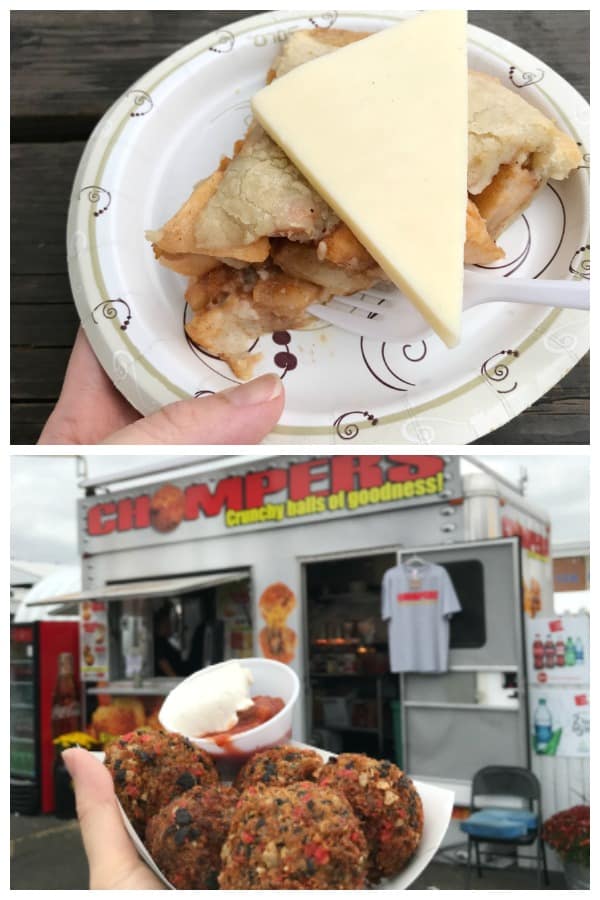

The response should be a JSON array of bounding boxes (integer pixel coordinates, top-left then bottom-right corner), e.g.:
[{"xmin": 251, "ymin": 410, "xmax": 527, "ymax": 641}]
[{"xmin": 252, "ymin": 11, "xmax": 468, "ymax": 347}]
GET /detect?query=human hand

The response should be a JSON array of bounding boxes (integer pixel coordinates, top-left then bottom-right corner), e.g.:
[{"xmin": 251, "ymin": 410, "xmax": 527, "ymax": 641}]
[
  {"xmin": 39, "ymin": 328, "xmax": 285, "ymax": 444},
  {"xmin": 62, "ymin": 747, "xmax": 165, "ymax": 890}
]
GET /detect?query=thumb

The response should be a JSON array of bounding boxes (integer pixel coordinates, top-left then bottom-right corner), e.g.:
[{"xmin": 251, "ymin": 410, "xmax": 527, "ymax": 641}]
[
  {"xmin": 62, "ymin": 747, "xmax": 141, "ymax": 884},
  {"xmin": 103, "ymin": 374, "xmax": 285, "ymax": 445}
]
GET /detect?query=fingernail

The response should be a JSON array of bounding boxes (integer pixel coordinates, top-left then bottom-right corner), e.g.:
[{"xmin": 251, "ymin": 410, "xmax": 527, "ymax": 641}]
[{"xmin": 221, "ymin": 374, "xmax": 283, "ymax": 407}]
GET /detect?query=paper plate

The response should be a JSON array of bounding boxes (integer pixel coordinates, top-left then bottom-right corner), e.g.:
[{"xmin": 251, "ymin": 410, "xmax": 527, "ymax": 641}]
[
  {"xmin": 106, "ymin": 743, "xmax": 454, "ymax": 890},
  {"xmin": 68, "ymin": 10, "xmax": 589, "ymax": 444}
]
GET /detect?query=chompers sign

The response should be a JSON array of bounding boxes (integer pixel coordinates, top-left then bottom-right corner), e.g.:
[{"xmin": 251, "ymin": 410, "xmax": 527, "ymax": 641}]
[{"xmin": 86, "ymin": 456, "xmax": 450, "ymax": 538}]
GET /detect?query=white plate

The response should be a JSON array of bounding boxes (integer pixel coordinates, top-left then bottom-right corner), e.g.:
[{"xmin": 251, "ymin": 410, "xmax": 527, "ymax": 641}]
[
  {"xmin": 68, "ymin": 10, "xmax": 589, "ymax": 444},
  {"xmin": 105, "ymin": 743, "xmax": 454, "ymax": 890}
]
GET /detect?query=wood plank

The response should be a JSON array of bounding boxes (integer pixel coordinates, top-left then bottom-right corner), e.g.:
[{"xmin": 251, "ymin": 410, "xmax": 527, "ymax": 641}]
[
  {"xmin": 11, "ymin": 302, "xmax": 79, "ymax": 347},
  {"xmin": 11, "ymin": 142, "xmax": 85, "ymax": 275},
  {"xmin": 469, "ymin": 11, "xmax": 589, "ymax": 99},
  {"xmin": 478, "ymin": 412, "xmax": 589, "ymax": 446},
  {"xmin": 11, "ymin": 403, "xmax": 56, "ymax": 445},
  {"xmin": 11, "ymin": 347, "xmax": 71, "ymax": 400},
  {"xmin": 10, "ymin": 11, "xmax": 260, "ymax": 131},
  {"xmin": 10, "ymin": 11, "xmax": 588, "ymax": 130},
  {"xmin": 11, "ymin": 273, "xmax": 73, "ymax": 304}
]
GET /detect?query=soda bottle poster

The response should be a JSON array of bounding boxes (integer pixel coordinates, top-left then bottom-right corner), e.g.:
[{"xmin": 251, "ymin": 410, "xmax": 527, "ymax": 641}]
[
  {"xmin": 529, "ymin": 686, "xmax": 589, "ymax": 758},
  {"xmin": 525, "ymin": 615, "xmax": 589, "ymax": 687}
]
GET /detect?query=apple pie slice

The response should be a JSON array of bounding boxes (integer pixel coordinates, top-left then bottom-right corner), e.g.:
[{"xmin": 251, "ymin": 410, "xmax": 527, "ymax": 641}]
[{"xmin": 148, "ymin": 28, "xmax": 581, "ymax": 379}]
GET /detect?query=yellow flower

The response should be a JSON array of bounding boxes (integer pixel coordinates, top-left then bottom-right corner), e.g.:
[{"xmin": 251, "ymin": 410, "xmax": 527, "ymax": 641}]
[{"xmin": 52, "ymin": 731, "xmax": 98, "ymax": 749}]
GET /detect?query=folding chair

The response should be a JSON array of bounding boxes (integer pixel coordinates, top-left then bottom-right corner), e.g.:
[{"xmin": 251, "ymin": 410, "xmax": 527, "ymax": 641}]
[{"xmin": 460, "ymin": 765, "xmax": 550, "ymax": 888}]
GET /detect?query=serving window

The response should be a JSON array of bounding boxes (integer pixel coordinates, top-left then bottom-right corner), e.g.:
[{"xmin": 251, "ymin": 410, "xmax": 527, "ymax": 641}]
[{"xmin": 444, "ymin": 560, "xmax": 487, "ymax": 650}]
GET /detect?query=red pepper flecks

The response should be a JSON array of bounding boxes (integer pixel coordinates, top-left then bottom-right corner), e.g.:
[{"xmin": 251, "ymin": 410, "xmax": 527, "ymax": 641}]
[
  {"xmin": 234, "ymin": 745, "xmax": 322, "ymax": 793},
  {"xmin": 219, "ymin": 781, "xmax": 367, "ymax": 890},
  {"xmin": 312, "ymin": 753, "xmax": 424, "ymax": 884},
  {"xmin": 240, "ymin": 830, "xmax": 255, "ymax": 845},
  {"xmin": 104, "ymin": 728, "xmax": 218, "ymax": 840},
  {"xmin": 305, "ymin": 842, "xmax": 330, "ymax": 865},
  {"xmin": 380, "ymin": 820, "xmax": 394, "ymax": 843},
  {"xmin": 146, "ymin": 783, "xmax": 237, "ymax": 891}
]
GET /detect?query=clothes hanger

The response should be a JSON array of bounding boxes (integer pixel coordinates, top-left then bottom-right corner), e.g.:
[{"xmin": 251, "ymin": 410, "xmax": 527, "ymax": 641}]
[{"xmin": 404, "ymin": 553, "xmax": 426, "ymax": 567}]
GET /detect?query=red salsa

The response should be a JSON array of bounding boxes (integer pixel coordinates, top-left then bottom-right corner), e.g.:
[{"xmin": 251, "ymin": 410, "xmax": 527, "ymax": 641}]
[{"xmin": 201, "ymin": 695, "xmax": 285, "ymax": 745}]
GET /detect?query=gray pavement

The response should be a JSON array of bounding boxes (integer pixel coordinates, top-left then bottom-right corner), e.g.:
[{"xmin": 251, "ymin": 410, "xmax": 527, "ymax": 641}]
[
  {"xmin": 11, "ymin": 812, "xmax": 569, "ymax": 891},
  {"xmin": 11, "ymin": 813, "xmax": 87, "ymax": 890}
]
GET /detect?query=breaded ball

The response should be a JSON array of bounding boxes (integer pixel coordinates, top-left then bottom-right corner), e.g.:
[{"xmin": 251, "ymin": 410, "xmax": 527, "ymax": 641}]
[
  {"xmin": 104, "ymin": 729, "xmax": 218, "ymax": 836},
  {"xmin": 146, "ymin": 784, "xmax": 238, "ymax": 889},
  {"xmin": 258, "ymin": 582, "xmax": 296, "ymax": 627},
  {"xmin": 316, "ymin": 753, "xmax": 423, "ymax": 882},
  {"xmin": 150, "ymin": 484, "xmax": 185, "ymax": 533},
  {"xmin": 219, "ymin": 781, "xmax": 367, "ymax": 889},
  {"xmin": 258, "ymin": 624, "xmax": 297, "ymax": 663},
  {"xmin": 234, "ymin": 744, "xmax": 322, "ymax": 792}
]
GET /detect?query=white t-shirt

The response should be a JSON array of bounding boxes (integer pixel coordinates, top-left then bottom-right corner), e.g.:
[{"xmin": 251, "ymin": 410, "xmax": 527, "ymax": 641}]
[{"xmin": 381, "ymin": 562, "xmax": 462, "ymax": 673}]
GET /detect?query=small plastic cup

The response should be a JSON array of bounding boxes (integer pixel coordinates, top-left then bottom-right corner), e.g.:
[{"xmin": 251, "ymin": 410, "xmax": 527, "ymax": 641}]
[{"xmin": 158, "ymin": 657, "xmax": 299, "ymax": 777}]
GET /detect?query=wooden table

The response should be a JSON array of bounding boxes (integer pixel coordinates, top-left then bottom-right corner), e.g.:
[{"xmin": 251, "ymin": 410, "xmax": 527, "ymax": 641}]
[{"xmin": 11, "ymin": 11, "xmax": 589, "ymax": 444}]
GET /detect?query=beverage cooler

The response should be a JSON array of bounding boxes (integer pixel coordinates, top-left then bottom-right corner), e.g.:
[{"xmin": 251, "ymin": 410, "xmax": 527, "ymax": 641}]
[{"xmin": 10, "ymin": 621, "xmax": 81, "ymax": 814}]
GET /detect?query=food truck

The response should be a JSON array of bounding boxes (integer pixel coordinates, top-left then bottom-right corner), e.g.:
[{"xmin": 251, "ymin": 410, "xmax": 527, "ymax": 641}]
[{"xmin": 31, "ymin": 454, "xmax": 589, "ymax": 862}]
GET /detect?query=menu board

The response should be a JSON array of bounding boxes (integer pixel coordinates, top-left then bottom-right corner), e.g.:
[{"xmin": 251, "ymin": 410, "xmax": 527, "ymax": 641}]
[{"xmin": 79, "ymin": 600, "xmax": 109, "ymax": 681}]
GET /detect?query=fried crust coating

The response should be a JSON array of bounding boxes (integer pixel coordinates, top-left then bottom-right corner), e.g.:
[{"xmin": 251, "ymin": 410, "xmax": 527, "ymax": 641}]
[
  {"xmin": 219, "ymin": 781, "xmax": 368, "ymax": 889},
  {"xmin": 147, "ymin": 170, "xmax": 270, "ymax": 263},
  {"xmin": 194, "ymin": 125, "xmax": 340, "ymax": 250}
]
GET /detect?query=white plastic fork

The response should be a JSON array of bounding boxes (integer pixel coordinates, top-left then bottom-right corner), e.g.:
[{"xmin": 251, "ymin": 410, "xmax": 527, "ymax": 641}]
[{"xmin": 307, "ymin": 269, "xmax": 589, "ymax": 343}]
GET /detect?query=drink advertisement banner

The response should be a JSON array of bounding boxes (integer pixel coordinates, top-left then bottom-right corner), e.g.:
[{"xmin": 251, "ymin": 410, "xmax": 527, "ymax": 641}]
[
  {"xmin": 530, "ymin": 686, "xmax": 589, "ymax": 758},
  {"xmin": 79, "ymin": 600, "xmax": 109, "ymax": 681},
  {"xmin": 526, "ymin": 615, "xmax": 589, "ymax": 686}
]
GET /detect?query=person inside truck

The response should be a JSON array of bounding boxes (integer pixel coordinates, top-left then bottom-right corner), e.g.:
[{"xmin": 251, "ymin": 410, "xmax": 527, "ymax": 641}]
[{"xmin": 153, "ymin": 603, "xmax": 188, "ymax": 678}]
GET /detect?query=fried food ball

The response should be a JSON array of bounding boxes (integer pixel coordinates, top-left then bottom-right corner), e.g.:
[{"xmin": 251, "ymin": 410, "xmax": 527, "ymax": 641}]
[
  {"xmin": 258, "ymin": 624, "xmax": 297, "ymax": 663},
  {"xmin": 150, "ymin": 484, "xmax": 185, "ymax": 533},
  {"xmin": 234, "ymin": 744, "xmax": 322, "ymax": 792},
  {"xmin": 90, "ymin": 698, "xmax": 146, "ymax": 740},
  {"xmin": 145, "ymin": 784, "xmax": 238, "ymax": 889},
  {"xmin": 219, "ymin": 781, "xmax": 367, "ymax": 889},
  {"xmin": 104, "ymin": 729, "xmax": 218, "ymax": 836},
  {"xmin": 316, "ymin": 753, "xmax": 423, "ymax": 883},
  {"xmin": 258, "ymin": 582, "xmax": 297, "ymax": 627}
]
